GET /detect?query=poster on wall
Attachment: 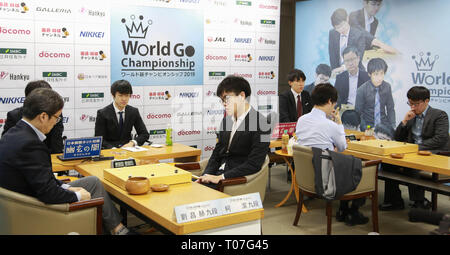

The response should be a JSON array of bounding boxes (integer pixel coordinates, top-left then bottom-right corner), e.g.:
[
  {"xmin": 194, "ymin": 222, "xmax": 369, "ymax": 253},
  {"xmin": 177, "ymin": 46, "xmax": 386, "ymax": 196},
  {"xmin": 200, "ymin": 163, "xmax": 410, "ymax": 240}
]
[{"xmin": 295, "ymin": 0, "xmax": 450, "ymax": 133}]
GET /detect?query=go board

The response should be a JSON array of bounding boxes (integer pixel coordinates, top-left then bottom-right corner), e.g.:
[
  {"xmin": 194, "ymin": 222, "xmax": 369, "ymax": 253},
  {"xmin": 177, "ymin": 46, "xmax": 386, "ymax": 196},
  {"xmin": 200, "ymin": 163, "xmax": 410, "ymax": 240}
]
[{"xmin": 347, "ymin": 139, "xmax": 418, "ymax": 156}]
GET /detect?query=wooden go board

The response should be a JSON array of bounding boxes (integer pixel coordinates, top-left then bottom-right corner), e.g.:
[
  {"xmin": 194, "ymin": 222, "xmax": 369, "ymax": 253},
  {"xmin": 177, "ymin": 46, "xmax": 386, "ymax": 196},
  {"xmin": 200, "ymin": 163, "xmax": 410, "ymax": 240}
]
[{"xmin": 347, "ymin": 139, "xmax": 418, "ymax": 156}]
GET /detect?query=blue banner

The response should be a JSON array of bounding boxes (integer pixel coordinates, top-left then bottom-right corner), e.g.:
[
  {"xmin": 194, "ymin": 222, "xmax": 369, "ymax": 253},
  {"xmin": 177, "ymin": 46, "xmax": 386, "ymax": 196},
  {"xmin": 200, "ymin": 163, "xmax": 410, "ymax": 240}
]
[{"xmin": 63, "ymin": 137, "xmax": 102, "ymax": 159}]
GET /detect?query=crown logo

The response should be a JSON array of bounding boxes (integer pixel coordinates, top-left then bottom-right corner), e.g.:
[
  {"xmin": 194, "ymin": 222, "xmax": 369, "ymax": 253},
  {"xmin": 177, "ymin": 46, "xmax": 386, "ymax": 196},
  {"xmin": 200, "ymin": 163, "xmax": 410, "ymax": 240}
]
[
  {"xmin": 412, "ymin": 52, "xmax": 438, "ymax": 71},
  {"xmin": 121, "ymin": 15, "xmax": 152, "ymax": 39}
]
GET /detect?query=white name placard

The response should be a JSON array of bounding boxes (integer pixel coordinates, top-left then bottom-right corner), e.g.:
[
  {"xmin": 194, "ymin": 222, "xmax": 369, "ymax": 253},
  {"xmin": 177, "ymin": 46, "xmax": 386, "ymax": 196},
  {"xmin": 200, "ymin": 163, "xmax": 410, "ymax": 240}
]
[{"xmin": 174, "ymin": 193, "xmax": 262, "ymax": 224}]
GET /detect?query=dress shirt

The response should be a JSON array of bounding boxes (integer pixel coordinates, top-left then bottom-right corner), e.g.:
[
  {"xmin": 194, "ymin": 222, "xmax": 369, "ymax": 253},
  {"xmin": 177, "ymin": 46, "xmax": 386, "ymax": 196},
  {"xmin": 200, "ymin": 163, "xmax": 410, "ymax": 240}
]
[
  {"xmin": 295, "ymin": 108, "xmax": 347, "ymax": 152},
  {"xmin": 364, "ymin": 9, "xmax": 374, "ymax": 33},
  {"xmin": 21, "ymin": 119, "xmax": 81, "ymax": 201},
  {"xmin": 112, "ymin": 102, "xmax": 137, "ymax": 146},
  {"xmin": 339, "ymin": 32, "xmax": 349, "ymax": 65},
  {"xmin": 291, "ymin": 88, "xmax": 301, "ymax": 108},
  {"xmin": 347, "ymin": 70, "xmax": 359, "ymax": 105},
  {"xmin": 412, "ymin": 106, "xmax": 429, "ymax": 145}
]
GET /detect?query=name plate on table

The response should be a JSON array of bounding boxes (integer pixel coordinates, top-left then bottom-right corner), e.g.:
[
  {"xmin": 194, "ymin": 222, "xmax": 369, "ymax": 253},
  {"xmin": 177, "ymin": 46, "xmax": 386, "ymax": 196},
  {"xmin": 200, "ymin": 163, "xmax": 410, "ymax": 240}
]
[
  {"xmin": 271, "ymin": 122, "xmax": 296, "ymax": 139},
  {"xmin": 58, "ymin": 136, "xmax": 102, "ymax": 160},
  {"xmin": 174, "ymin": 193, "xmax": 262, "ymax": 223}
]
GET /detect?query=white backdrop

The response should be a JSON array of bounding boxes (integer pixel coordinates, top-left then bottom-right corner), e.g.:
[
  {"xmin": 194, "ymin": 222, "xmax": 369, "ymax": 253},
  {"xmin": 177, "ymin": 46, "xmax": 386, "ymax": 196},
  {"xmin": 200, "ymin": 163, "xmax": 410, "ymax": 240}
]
[{"xmin": 0, "ymin": 0, "xmax": 281, "ymax": 159}]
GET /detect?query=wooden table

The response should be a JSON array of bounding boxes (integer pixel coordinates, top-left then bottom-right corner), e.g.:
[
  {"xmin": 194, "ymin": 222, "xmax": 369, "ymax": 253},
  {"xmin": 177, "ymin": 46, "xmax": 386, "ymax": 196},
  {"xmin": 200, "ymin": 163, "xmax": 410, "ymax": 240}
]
[
  {"xmin": 274, "ymin": 150, "xmax": 307, "ymax": 213},
  {"xmin": 75, "ymin": 161, "xmax": 264, "ymax": 235},
  {"xmin": 52, "ymin": 143, "xmax": 201, "ymax": 172}
]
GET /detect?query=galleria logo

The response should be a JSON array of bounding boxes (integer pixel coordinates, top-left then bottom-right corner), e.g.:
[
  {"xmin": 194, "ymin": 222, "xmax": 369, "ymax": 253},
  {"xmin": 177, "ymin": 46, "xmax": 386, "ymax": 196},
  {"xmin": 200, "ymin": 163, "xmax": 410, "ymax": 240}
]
[
  {"xmin": 0, "ymin": 26, "xmax": 31, "ymax": 35},
  {"xmin": 35, "ymin": 7, "xmax": 71, "ymax": 14}
]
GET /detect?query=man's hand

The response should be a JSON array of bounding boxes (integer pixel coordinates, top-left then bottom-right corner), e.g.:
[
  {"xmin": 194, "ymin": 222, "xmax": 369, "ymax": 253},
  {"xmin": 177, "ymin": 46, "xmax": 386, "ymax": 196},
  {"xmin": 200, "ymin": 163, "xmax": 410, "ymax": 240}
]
[
  {"xmin": 198, "ymin": 174, "xmax": 224, "ymax": 184},
  {"xmin": 332, "ymin": 107, "xmax": 342, "ymax": 125},
  {"xmin": 402, "ymin": 110, "xmax": 416, "ymax": 125},
  {"xmin": 121, "ymin": 141, "xmax": 135, "ymax": 148},
  {"xmin": 69, "ymin": 187, "xmax": 91, "ymax": 201}
]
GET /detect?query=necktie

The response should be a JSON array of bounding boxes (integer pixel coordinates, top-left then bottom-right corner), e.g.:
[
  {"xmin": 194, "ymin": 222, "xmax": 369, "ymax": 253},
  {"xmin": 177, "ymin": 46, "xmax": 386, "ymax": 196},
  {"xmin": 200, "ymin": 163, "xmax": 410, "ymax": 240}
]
[
  {"xmin": 118, "ymin": 111, "xmax": 124, "ymax": 135},
  {"xmin": 374, "ymin": 88, "xmax": 380, "ymax": 127},
  {"xmin": 297, "ymin": 94, "xmax": 303, "ymax": 120}
]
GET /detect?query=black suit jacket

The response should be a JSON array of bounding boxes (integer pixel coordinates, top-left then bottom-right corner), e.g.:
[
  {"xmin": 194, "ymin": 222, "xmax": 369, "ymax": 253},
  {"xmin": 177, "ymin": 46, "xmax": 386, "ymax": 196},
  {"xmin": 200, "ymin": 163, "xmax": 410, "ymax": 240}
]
[
  {"xmin": 328, "ymin": 26, "xmax": 374, "ymax": 70},
  {"xmin": 203, "ymin": 108, "xmax": 270, "ymax": 179},
  {"xmin": 349, "ymin": 9, "xmax": 379, "ymax": 37},
  {"xmin": 1, "ymin": 107, "xmax": 64, "ymax": 153},
  {"xmin": 335, "ymin": 70, "xmax": 370, "ymax": 108},
  {"xmin": 0, "ymin": 120, "xmax": 78, "ymax": 204},
  {"xmin": 394, "ymin": 106, "xmax": 449, "ymax": 152},
  {"xmin": 304, "ymin": 82, "xmax": 315, "ymax": 95},
  {"xmin": 279, "ymin": 89, "xmax": 312, "ymax": 123},
  {"xmin": 95, "ymin": 103, "xmax": 149, "ymax": 149}
]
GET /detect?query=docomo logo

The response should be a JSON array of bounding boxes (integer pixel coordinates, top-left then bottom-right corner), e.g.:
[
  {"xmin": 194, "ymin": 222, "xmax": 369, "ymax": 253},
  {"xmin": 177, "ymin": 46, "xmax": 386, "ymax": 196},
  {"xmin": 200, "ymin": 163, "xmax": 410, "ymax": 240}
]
[
  {"xmin": 0, "ymin": 26, "xmax": 31, "ymax": 35},
  {"xmin": 205, "ymin": 54, "xmax": 227, "ymax": 61},
  {"xmin": 233, "ymin": 72, "xmax": 252, "ymax": 79},
  {"xmin": 147, "ymin": 113, "xmax": 172, "ymax": 119},
  {"xmin": 39, "ymin": 51, "xmax": 71, "ymax": 59},
  {"xmin": 178, "ymin": 129, "xmax": 201, "ymax": 136},
  {"xmin": 204, "ymin": 145, "xmax": 215, "ymax": 152},
  {"xmin": 130, "ymin": 94, "xmax": 141, "ymax": 99},
  {"xmin": 257, "ymin": 90, "xmax": 276, "ymax": 96}
]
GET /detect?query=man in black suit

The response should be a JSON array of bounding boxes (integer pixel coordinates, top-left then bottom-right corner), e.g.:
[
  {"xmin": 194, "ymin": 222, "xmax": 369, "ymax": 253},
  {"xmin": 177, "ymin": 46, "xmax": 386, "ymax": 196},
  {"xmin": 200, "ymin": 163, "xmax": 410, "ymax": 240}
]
[
  {"xmin": 304, "ymin": 64, "xmax": 332, "ymax": 95},
  {"xmin": 0, "ymin": 88, "xmax": 135, "ymax": 235},
  {"xmin": 380, "ymin": 86, "xmax": 449, "ymax": 211},
  {"xmin": 328, "ymin": 8, "xmax": 397, "ymax": 75},
  {"xmin": 335, "ymin": 46, "xmax": 370, "ymax": 108},
  {"xmin": 1, "ymin": 80, "xmax": 64, "ymax": 153},
  {"xmin": 349, "ymin": 0, "xmax": 383, "ymax": 38},
  {"xmin": 197, "ymin": 76, "xmax": 270, "ymax": 188},
  {"xmin": 279, "ymin": 69, "xmax": 312, "ymax": 123},
  {"xmin": 95, "ymin": 80, "xmax": 149, "ymax": 149}
]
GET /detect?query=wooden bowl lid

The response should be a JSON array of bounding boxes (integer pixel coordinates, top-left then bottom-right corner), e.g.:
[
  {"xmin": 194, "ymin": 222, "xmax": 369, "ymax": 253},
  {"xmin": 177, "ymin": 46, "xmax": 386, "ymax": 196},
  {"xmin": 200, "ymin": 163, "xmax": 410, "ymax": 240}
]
[
  {"xmin": 390, "ymin": 153, "xmax": 404, "ymax": 159},
  {"xmin": 418, "ymin": 150, "xmax": 432, "ymax": 156},
  {"xmin": 151, "ymin": 184, "xmax": 169, "ymax": 192}
]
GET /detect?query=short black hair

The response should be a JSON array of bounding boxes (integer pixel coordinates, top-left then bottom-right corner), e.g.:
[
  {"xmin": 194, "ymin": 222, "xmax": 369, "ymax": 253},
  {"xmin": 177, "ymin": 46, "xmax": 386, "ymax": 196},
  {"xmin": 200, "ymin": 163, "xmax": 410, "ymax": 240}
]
[
  {"xmin": 24, "ymin": 80, "xmax": 52, "ymax": 97},
  {"xmin": 216, "ymin": 75, "xmax": 251, "ymax": 98},
  {"xmin": 287, "ymin": 69, "xmax": 306, "ymax": 82},
  {"xmin": 23, "ymin": 88, "xmax": 64, "ymax": 120},
  {"xmin": 315, "ymin": 64, "xmax": 331, "ymax": 77},
  {"xmin": 367, "ymin": 57, "xmax": 388, "ymax": 74},
  {"xmin": 364, "ymin": 0, "xmax": 383, "ymax": 3},
  {"xmin": 342, "ymin": 46, "xmax": 360, "ymax": 58},
  {"xmin": 311, "ymin": 83, "xmax": 338, "ymax": 106},
  {"xmin": 331, "ymin": 8, "xmax": 348, "ymax": 27},
  {"xmin": 407, "ymin": 86, "xmax": 430, "ymax": 101},
  {"xmin": 111, "ymin": 80, "xmax": 133, "ymax": 96}
]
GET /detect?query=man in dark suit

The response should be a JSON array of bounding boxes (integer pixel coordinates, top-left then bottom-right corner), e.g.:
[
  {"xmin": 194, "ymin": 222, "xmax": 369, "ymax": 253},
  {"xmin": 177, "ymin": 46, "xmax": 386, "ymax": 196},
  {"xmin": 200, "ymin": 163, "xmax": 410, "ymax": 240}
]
[
  {"xmin": 335, "ymin": 46, "xmax": 370, "ymax": 108},
  {"xmin": 197, "ymin": 76, "xmax": 270, "ymax": 188},
  {"xmin": 349, "ymin": 0, "xmax": 383, "ymax": 38},
  {"xmin": 1, "ymin": 80, "xmax": 64, "ymax": 153},
  {"xmin": 380, "ymin": 86, "xmax": 449, "ymax": 211},
  {"xmin": 95, "ymin": 80, "xmax": 149, "ymax": 149},
  {"xmin": 328, "ymin": 8, "xmax": 397, "ymax": 75},
  {"xmin": 279, "ymin": 69, "xmax": 312, "ymax": 123},
  {"xmin": 0, "ymin": 88, "xmax": 135, "ymax": 235},
  {"xmin": 304, "ymin": 64, "xmax": 332, "ymax": 95}
]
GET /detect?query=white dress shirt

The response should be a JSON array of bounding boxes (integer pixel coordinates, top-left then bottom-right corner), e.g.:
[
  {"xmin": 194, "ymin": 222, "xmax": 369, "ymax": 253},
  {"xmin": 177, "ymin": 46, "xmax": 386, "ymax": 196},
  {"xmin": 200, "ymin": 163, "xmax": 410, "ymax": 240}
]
[
  {"xmin": 291, "ymin": 88, "xmax": 301, "ymax": 107},
  {"xmin": 347, "ymin": 70, "xmax": 359, "ymax": 105},
  {"xmin": 339, "ymin": 31, "xmax": 349, "ymax": 65},
  {"xmin": 112, "ymin": 103, "xmax": 137, "ymax": 146},
  {"xmin": 295, "ymin": 108, "xmax": 347, "ymax": 152},
  {"xmin": 364, "ymin": 9, "xmax": 375, "ymax": 33},
  {"xmin": 21, "ymin": 119, "xmax": 81, "ymax": 201}
]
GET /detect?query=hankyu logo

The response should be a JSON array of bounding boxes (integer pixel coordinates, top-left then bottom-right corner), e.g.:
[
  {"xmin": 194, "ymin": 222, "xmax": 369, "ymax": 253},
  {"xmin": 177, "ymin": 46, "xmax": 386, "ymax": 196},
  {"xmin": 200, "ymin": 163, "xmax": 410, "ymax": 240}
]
[
  {"xmin": 0, "ymin": 48, "xmax": 26, "ymax": 54},
  {"xmin": 258, "ymin": 56, "xmax": 275, "ymax": 61},
  {"xmin": 79, "ymin": 31, "xmax": 105, "ymax": 38},
  {"xmin": 205, "ymin": 54, "xmax": 227, "ymax": 61},
  {"xmin": 257, "ymin": 90, "xmax": 276, "ymax": 96},
  {"xmin": 234, "ymin": 37, "xmax": 252, "ymax": 44},
  {"xmin": 79, "ymin": 7, "xmax": 106, "ymax": 17},
  {"xmin": 0, "ymin": 26, "xmax": 31, "ymax": 35},
  {"xmin": 0, "ymin": 71, "xmax": 30, "ymax": 81},
  {"xmin": 39, "ymin": 51, "xmax": 71, "ymax": 59},
  {"xmin": 43, "ymin": 72, "xmax": 67, "ymax": 77},
  {"xmin": 176, "ymin": 111, "xmax": 202, "ymax": 117},
  {"xmin": 122, "ymin": 15, "xmax": 151, "ymax": 39},
  {"xmin": 0, "ymin": 97, "xmax": 25, "ymax": 104},
  {"xmin": 206, "ymin": 90, "xmax": 217, "ymax": 96},
  {"xmin": 179, "ymin": 92, "xmax": 199, "ymax": 98},
  {"xmin": 147, "ymin": 113, "xmax": 172, "ymax": 119},
  {"xmin": 208, "ymin": 0, "xmax": 227, "ymax": 7},
  {"xmin": 234, "ymin": 18, "xmax": 252, "ymax": 26},
  {"xmin": 258, "ymin": 37, "xmax": 276, "ymax": 45},
  {"xmin": 35, "ymin": 7, "xmax": 72, "ymax": 14},
  {"xmin": 177, "ymin": 129, "xmax": 201, "ymax": 136},
  {"xmin": 80, "ymin": 114, "xmax": 96, "ymax": 122},
  {"xmin": 259, "ymin": 4, "xmax": 278, "ymax": 10}
]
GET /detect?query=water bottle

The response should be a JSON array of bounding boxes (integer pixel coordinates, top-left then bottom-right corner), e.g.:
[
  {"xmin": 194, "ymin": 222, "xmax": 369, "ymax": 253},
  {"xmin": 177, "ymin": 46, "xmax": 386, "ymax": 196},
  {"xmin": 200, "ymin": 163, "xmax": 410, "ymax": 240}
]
[{"xmin": 165, "ymin": 123, "xmax": 173, "ymax": 146}]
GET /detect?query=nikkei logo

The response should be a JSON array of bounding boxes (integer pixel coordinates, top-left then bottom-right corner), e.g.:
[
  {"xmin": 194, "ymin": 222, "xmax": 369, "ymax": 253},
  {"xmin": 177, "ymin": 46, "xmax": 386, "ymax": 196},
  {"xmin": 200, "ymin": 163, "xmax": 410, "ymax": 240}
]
[
  {"xmin": 0, "ymin": 97, "xmax": 25, "ymax": 104},
  {"xmin": 122, "ymin": 15, "xmax": 152, "ymax": 39},
  {"xmin": 412, "ymin": 52, "xmax": 438, "ymax": 72}
]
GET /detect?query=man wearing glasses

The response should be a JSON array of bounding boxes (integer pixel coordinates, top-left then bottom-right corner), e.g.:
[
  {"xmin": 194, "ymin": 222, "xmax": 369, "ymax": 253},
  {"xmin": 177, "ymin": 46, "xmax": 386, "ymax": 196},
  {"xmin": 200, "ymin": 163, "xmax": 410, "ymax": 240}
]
[
  {"xmin": 196, "ymin": 75, "xmax": 270, "ymax": 188},
  {"xmin": 380, "ymin": 86, "xmax": 449, "ymax": 211},
  {"xmin": 1, "ymin": 80, "xmax": 64, "ymax": 153}
]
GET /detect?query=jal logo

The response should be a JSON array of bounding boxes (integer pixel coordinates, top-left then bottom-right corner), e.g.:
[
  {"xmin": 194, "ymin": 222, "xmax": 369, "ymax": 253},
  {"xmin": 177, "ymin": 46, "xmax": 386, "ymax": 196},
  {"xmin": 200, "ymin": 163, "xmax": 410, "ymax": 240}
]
[
  {"xmin": 0, "ymin": 97, "xmax": 25, "ymax": 104},
  {"xmin": 207, "ymin": 37, "xmax": 226, "ymax": 43},
  {"xmin": 0, "ymin": 26, "xmax": 31, "ymax": 35},
  {"xmin": 39, "ymin": 51, "xmax": 70, "ymax": 59},
  {"xmin": 43, "ymin": 72, "xmax": 67, "ymax": 78}
]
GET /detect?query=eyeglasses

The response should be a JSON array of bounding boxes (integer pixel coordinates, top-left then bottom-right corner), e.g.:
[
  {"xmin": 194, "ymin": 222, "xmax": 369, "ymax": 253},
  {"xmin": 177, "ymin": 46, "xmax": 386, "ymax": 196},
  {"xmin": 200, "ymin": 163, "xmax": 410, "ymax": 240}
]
[
  {"xmin": 220, "ymin": 95, "xmax": 234, "ymax": 104},
  {"xmin": 407, "ymin": 101, "xmax": 423, "ymax": 107},
  {"xmin": 48, "ymin": 113, "xmax": 62, "ymax": 123},
  {"xmin": 343, "ymin": 56, "xmax": 358, "ymax": 63}
]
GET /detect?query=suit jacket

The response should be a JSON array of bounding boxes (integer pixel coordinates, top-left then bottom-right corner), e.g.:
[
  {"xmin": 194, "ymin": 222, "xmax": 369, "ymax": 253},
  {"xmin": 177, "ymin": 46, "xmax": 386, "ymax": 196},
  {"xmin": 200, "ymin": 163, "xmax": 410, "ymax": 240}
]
[
  {"xmin": 279, "ymin": 89, "xmax": 312, "ymax": 123},
  {"xmin": 328, "ymin": 26, "xmax": 374, "ymax": 70},
  {"xmin": 335, "ymin": 70, "xmax": 370, "ymax": 108},
  {"xmin": 394, "ymin": 106, "xmax": 449, "ymax": 152},
  {"xmin": 304, "ymin": 82, "xmax": 315, "ymax": 95},
  {"xmin": 95, "ymin": 103, "xmax": 149, "ymax": 149},
  {"xmin": 0, "ymin": 120, "xmax": 78, "ymax": 204},
  {"xmin": 203, "ymin": 108, "xmax": 270, "ymax": 179},
  {"xmin": 349, "ymin": 8, "xmax": 379, "ymax": 37},
  {"xmin": 1, "ymin": 107, "xmax": 64, "ymax": 153}
]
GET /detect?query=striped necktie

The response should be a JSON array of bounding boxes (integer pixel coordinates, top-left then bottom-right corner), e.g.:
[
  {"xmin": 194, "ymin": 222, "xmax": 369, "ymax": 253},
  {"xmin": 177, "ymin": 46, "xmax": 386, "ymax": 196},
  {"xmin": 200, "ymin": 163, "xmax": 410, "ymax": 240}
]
[{"xmin": 374, "ymin": 87, "xmax": 380, "ymax": 127}]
